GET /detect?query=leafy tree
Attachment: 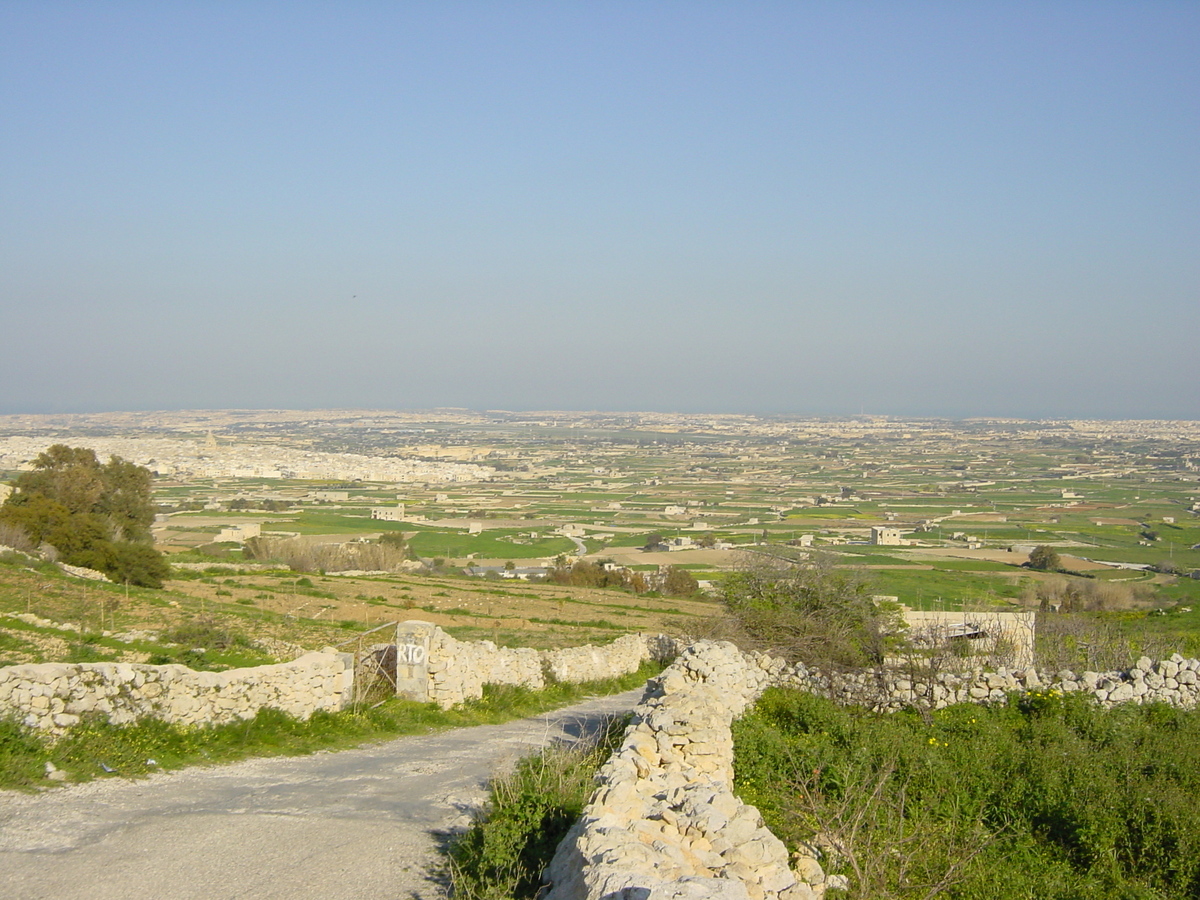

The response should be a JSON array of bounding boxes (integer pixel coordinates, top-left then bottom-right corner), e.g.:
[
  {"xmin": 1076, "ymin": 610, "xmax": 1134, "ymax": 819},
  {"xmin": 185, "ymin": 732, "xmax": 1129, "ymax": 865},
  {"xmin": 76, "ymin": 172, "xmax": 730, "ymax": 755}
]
[
  {"xmin": 9, "ymin": 444, "xmax": 107, "ymax": 514},
  {"xmin": 0, "ymin": 495, "xmax": 75, "ymax": 546},
  {"xmin": 1, "ymin": 445, "xmax": 166, "ymax": 587},
  {"xmin": 95, "ymin": 456, "xmax": 155, "ymax": 542},
  {"xmin": 378, "ymin": 531, "xmax": 408, "ymax": 554},
  {"xmin": 662, "ymin": 565, "xmax": 699, "ymax": 597},
  {"xmin": 104, "ymin": 543, "xmax": 172, "ymax": 589},
  {"xmin": 1027, "ymin": 545, "xmax": 1061, "ymax": 571}
]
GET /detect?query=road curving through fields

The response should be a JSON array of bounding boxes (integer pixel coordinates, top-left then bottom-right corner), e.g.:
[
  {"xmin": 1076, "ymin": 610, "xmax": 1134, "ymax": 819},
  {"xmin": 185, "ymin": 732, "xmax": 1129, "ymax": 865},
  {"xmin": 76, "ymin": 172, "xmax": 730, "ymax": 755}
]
[{"xmin": 0, "ymin": 688, "xmax": 644, "ymax": 900}]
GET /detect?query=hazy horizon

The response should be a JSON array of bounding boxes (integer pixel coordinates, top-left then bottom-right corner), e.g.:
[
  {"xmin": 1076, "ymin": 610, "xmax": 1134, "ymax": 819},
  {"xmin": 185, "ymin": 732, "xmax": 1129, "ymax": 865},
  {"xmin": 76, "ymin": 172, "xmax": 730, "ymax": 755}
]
[
  {"xmin": 3, "ymin": 405, "xmax": 1198, "ymax": 426},
  {"xmin": 3, "ymin": 3, "xmax": 1197, "ymax": 420}
]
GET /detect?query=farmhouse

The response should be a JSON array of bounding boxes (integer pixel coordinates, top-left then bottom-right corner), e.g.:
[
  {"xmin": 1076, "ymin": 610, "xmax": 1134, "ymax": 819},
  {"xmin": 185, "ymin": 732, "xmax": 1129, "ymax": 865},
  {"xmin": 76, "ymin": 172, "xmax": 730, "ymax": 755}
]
[
  {"xmin": 871, "ymin": 526, "xmax": 903, "ymax": 546},
  {"xmin": 216, "ymin": 523, "xmax": 260, "ymax": 542}
]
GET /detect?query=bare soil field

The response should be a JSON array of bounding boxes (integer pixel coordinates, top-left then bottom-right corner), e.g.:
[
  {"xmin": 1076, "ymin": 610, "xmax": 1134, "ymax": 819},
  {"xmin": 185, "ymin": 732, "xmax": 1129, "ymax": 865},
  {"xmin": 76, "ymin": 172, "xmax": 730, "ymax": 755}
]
[
  {"xmin": 907, "ymin": 547, "xmax": 1114, "ymax": 572},
  {"xmin": 905, "ymin": 548, "xmax": 1031, "ymax": 565},
  {"xmin": 595, "ymin": 547, "xmax": 743, "ymax": 568}
]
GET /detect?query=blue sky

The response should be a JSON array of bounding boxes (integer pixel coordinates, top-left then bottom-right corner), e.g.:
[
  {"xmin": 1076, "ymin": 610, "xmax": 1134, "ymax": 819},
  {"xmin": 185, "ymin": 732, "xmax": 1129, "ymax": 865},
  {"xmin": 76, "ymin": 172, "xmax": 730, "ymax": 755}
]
[{"xmin": 2, "ymin": 1, "xmax": 1197, "ymax": 418}]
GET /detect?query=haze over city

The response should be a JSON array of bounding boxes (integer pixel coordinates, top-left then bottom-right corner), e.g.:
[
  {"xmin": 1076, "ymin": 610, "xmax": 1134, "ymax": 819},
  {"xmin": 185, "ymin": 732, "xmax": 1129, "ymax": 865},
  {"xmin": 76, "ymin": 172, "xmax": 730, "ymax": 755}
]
[{"xmin": 3, "ymin": 2, "xmax": 1197, "ymax": 419}]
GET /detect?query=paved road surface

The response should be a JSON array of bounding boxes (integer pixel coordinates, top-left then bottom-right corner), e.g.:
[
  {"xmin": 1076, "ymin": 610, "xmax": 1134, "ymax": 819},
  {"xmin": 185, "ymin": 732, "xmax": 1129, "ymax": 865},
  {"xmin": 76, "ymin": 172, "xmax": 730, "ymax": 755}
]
[{"xmin": 0, "ymin": 689, "xmax": 643, "ymax": 900}]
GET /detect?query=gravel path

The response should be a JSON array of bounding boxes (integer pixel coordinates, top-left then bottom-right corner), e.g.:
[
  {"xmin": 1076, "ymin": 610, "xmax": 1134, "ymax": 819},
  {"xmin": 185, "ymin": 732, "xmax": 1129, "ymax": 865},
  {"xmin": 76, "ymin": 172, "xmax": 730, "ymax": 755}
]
[{"xmin": 0, "ymin": 689, "xmax": 643, "ymax": 900}]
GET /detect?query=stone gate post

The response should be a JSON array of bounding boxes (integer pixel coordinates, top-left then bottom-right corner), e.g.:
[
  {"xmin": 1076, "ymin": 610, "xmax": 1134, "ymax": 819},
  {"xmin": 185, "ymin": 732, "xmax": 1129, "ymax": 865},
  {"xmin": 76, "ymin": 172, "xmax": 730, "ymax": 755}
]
[{"xmin": 394, "ymin": 620, "xmax": 435, "ymax": 702}]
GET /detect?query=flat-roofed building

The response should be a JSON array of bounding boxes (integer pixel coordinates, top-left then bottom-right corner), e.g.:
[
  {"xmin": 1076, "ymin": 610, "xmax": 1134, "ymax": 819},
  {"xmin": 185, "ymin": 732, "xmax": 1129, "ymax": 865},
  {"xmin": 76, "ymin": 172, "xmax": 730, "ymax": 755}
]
[{"xmin": 871, "ymin": 526, "xmax": 903, "ymax": 546}]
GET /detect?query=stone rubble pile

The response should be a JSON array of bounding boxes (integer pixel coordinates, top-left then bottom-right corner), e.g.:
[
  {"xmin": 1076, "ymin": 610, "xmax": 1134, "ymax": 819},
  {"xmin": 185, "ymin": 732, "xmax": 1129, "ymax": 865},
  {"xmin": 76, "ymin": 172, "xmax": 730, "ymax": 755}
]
[
  {"xmin": 0, "ymin": 545, "xmax": 111, "ymax": 582},
  {"xmin": 4, "ymin": 612, "xmax": 82, "ymax": 633},
  {"xmin": 0, "ymin": 652, "xmax": 353, "ymax": 735}
]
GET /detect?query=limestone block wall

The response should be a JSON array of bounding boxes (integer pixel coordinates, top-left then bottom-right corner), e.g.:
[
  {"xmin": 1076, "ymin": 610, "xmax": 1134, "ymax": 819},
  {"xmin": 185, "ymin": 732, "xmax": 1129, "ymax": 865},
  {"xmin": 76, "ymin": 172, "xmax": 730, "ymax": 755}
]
[
  {"xmin": 0, "ymin": 651, "xmax": 353, "ymax": 735},
  {"xmin": 0, "ymin": 622, "xmax": 680, "ymax": 734},
  {"xmin": 543, "ymin": 633, "xmax": 663, "ymax": 685}
]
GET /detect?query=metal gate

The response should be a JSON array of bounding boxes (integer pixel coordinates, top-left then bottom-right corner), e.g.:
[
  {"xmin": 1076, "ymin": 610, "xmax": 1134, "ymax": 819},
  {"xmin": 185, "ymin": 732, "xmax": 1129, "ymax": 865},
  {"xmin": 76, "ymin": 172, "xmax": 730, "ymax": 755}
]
[{"xmin": 335, "ymin": 622, "xmax": 402, "ymax": 708}]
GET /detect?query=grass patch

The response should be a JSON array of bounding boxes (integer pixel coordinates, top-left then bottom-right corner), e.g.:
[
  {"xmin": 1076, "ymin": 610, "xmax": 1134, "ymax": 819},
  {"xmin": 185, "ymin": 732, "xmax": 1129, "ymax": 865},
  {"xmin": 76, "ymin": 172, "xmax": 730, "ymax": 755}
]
[
  {"xmin": 448, "ymin": 715, "xmax": 628, "ymax": 899},
  {"xmin": 735, "ymin": 687, "xmax": 1200, "ymax": 900},
  {"xmin": 869, "ymin": 569, "xmax": 1025, "ymax": 608},
  {"xmin": 928, "ymin": 559, "xmax": 1019, "ymax": 572}
]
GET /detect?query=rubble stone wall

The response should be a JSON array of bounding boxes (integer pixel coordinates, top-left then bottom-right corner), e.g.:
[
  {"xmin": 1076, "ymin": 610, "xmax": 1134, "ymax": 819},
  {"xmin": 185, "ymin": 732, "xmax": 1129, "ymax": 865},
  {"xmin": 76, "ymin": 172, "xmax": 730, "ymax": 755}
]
[
  {"xmin": 0, "ymin": 626, "xmax": 681, "ymax": 732},
  {"xmin": 0, "ymin": 651, "xmax": 354, "ymax": 736},
  {"xmin": 776, "ymin": 652, "xmax": 1200, "ymax": 712},
  {"xmin": 545, "ymin": 643, "xmax": 1200, "ymax": 900},
  {"xmin": 423, "ymin": 629, "xmax": 679, "ymax": 708}
]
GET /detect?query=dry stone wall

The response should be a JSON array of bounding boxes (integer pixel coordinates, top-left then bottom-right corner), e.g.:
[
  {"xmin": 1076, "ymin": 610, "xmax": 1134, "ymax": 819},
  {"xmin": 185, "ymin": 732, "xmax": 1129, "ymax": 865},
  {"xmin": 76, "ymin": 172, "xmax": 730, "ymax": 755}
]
[
  {"xmin": 545, "ymin": 641, "xmax": 820, "ymax": 900},
  {"xmin": 422, "ymin": 627, "xmax": 677, "ymax": 708},
  {"xmin": 0, "ymin": 623, "xmax": 680, "ymax": 733},
  {"xmin": 0, "ymin": 652, "xmax": 354, "ymax": 736},
  {"xmin": 771, "ymin": 653, "xmax": 1200, "ymax": 712},
  {"xmin": 544, "ymin": 643, "xmax": 1200, "ymax": 900}
]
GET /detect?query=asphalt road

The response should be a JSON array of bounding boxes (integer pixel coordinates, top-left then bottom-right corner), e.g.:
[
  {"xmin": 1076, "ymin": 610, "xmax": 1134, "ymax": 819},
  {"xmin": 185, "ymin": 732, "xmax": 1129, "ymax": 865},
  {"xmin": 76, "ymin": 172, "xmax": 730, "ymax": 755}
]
[{"xmin": 0, "ymin": 689, "xmax": 643, "ymax": 900}]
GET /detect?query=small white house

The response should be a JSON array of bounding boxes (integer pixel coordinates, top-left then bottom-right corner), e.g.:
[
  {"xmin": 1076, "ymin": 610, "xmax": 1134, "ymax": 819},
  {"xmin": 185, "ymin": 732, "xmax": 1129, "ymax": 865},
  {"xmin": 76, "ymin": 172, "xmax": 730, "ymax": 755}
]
[
  {"xmin": 871, "ymin": 526, "xmax": 903, "ymax": 546},
  {"xmin": 217, "ymin": 523, "xmax": 261, "ymax": 543}
]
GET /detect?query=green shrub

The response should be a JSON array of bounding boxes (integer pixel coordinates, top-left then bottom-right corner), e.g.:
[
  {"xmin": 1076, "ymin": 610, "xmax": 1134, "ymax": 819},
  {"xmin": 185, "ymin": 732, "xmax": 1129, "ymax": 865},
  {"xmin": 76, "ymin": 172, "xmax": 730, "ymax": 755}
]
[
  {"xmin": 734, "ymin": 688, "xmax": 1200, "ymax": 899},
  {"xmin": 0, "ymin": 719, "xmax": 47, "ymax": 786},
  {"xmin": 448, "ymin": 716, "xmax": 628, "ymax": 899},
  {"xmin": 162, "ymin": 616, "xmax": 247, "ymax": 650}
]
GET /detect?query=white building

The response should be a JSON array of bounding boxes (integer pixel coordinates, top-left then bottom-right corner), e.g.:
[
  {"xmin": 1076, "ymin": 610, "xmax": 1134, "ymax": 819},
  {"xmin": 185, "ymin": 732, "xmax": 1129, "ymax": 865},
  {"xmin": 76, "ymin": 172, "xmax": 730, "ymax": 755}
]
[
  {"xmin": 372, "ymin": 505, "xmax": 405, "ymax": 521},
  {"xmin": 871, "ymin": 526, "xmax": 903, "ymax": 546},
  {"xmin": 217, "ymin": 523, "xmax": 261, "ymax": 542}
]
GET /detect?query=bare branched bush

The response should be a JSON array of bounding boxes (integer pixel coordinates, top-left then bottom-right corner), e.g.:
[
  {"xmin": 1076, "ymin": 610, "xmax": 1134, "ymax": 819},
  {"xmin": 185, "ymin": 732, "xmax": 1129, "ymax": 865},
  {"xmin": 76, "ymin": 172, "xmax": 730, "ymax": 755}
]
[
  {"xmin": 721, "ymin": 552, "xmax": 898, "ymax": 668},
  {"xmin": 1019, "ymin": 575, "xmax": 1157, "ymax": 613},
  {"xmin": 1034, "ymin": 611, "xmax": 1174, "ymax": 672},
  {"xmin": 0, "ymin": 521, "xmax": 36, "ymax": 553},
  {"xmin": 784, "ymin": 758, "xmax": 999, "ymax": 900},
  {"xmin": 244, "ymin": 536, "xmax": 409, "ymax": 573}
]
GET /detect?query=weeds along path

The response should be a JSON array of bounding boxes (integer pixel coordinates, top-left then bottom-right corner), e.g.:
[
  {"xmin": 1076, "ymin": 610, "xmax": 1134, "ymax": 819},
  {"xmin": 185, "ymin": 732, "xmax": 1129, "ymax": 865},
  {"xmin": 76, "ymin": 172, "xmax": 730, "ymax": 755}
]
[{"xmin": 0, "ymin": 688, "xmax": 644, "ymax": 900}]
